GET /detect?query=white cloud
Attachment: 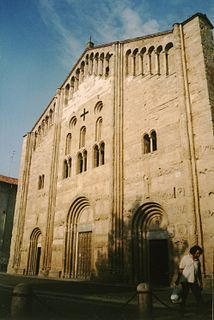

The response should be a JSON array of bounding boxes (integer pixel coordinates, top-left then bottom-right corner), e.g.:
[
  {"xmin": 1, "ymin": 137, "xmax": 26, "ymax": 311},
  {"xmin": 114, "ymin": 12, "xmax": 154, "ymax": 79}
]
[
  {"xmin": 37, "ymin": 0, "xmax": 161, "ymax": 68},
  {"xmin": 119, "ymin": 7, "xmax": 160, "ymax": 38},
  {"xmin": 38, "ymin": 0, "xmax": 84, "ymax": 67}
]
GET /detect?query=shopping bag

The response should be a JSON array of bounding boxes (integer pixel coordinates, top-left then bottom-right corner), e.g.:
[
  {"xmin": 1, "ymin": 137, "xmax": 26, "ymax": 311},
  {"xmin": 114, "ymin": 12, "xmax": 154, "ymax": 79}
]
[{"xmin": 170, "ymin": 285, "xmax": 182, "ymax": 304}]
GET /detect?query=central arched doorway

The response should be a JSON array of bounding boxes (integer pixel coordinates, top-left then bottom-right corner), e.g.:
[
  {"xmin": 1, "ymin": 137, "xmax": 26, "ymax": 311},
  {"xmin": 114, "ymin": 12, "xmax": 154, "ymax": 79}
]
[
  {"xmin": 132, "ymin": 202, "xmax": 169, "ymax": 286},
  {"xmin": 64, "ymin": 196, "xmax": 93, "ymax": 279}
]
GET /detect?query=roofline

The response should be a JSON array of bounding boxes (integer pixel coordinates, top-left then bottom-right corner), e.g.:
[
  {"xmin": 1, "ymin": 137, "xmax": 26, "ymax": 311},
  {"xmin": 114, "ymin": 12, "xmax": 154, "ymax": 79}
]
[
  {"xmin": 59, "ymin": 29, "xmax": 172, "ymax": 90},
  {"xmin": 181, "ymin": 12, "xmax": 213, "ymax": 29},
  {"xmin": 28, "ymin": 12, "xmax": 213, "ymax": 134},
  {"xmin": 50, "ymin": 13, "xmax": 214, "ymax": 94},
  {"xmin": 0, "ymin": 175, "xmax": 18, "ymax": 185}
]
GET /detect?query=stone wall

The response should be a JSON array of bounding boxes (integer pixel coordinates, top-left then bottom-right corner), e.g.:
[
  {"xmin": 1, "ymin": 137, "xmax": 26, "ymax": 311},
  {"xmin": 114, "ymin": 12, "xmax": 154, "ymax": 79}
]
[{"xmin": 8, "ymin": 13, "xmax": 214, "ymax": 286}]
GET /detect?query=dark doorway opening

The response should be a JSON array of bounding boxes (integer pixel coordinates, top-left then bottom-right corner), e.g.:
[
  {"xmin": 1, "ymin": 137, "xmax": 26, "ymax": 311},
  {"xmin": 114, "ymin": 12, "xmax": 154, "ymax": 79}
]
[
  {"xmin": 149, "ymin": 239, "xmax": 169, "ymax": 286},
  {"xmin": 36, "ymin": 247, "xmax": 41, "ymax": 275}
]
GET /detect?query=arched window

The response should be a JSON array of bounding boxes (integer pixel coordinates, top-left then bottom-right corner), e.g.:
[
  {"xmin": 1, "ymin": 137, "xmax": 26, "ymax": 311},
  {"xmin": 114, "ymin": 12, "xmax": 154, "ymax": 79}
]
[
  {"xmin": 49, "ymin": 109, "xmax": 54, "ymax": 125},
  {"xmin": 65, "ymin": 133, "xmax": 72, "ymax": 155},
  {"xmin": 80, "ymin": 61, "xmax": 85, "ymax": 82},
  {"xmin": 140, "ymin": 47, "xmax": 146, "ymax": 75},
  {"xmin": 132, "ymin": 48, "xmax": 138, "ymax": 76},
  {"xmin": 89, "ymin": 53, "xmax": 94, "ymax": 75},
  {"xmin": 148, "ymin": 46, "xmax": 155, "ymax": 75},
  {"xmin": 95, "ymin": 117, "xmax": 103, "ymax": 141},
  {"xmin": 151, "ymin": 130, "xmax": 157, "ymax": 151},
  {"xmin": 143, "ymin": 134, "xmax": 150, "ymax": 154},
  {"xmin": 105, "ymin": 53, "xmax": 111, "ymax": 77},
  {"xmin": 68, "ymin": 157, "xmax": 72, "ymax": 177},
  {"xmin": 69, "ymin": 116, "xmax": 77, "ymax": 128},
  {"xmin": 93, "ymin": 145, "xmax": 99, "ymax": 167},
  {"xmin": 41, "ymin": 119, "xmax": 45, "ymax": 135},
  {"xmin": 37, "ymin": 126, "xmax": 41, "ymax": 144},
  {"xmin": 77, "ymin": 153, "xmax": 83, "ymax": 173},
  {"xmin": 85, "ymin": 54, "xmax": 89, "ymax": 76},
  {"xmin": 33, "ymin": 132, "xmax": 37, "ymax": 151},
  {"xmin": 165, "ymin": 42, "xmax": 174, "ymax": 75},
  {"xmin": 94, "ymin": 101, "xmax": 103, "ymax": 114},
  {"xmin": 38, "ymin": 174, "xmax": 45, "ymax": 189},
  {"xmin": 99, "ymin": 53, "xmax": 104, "ymax": 76},
  {"xmin": 70, "ymin": 77, "xmax": 75, "ymax": 97},
  {"xmin": 126, "ymin": 49, "xmax": 132, "ymax": 76},
  {"xmin": 45, "ymin": 116, "xmax": 49, "ymax": 128},
  {"xmin": 83, "ymin": 150, "xmax": 87, "ymax": 172},
  {"xmin": 156, "ymin": 46, "xmax": 163, "ymax": 75},
  {"xmin": 63, "ymin": 160, "xmax": 69, "ymax": 179},
  {"xmin": 94, "ymin": 53, "xmax": 99, "ymax": 75},
  {"xmin": 100, "ymin": 142, "xmax": 105, "ymax": 165},
  {"xmin": 65, "ymin": 83, "xmax": 70, "ymax": 106},
  {"xmin": 79, "ymin": 126, "xmax": 86, "ymax": 148}
]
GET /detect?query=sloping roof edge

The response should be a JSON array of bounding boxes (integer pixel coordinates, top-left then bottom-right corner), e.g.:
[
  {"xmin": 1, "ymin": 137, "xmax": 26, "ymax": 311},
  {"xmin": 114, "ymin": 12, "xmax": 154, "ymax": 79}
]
[
  {"xmin": 0, "ymin": 175, "xmax": 18, "ymax": 185},
  {"xmin": 28, "ymin": 12, "xmax": 213, "ymax": 134}
]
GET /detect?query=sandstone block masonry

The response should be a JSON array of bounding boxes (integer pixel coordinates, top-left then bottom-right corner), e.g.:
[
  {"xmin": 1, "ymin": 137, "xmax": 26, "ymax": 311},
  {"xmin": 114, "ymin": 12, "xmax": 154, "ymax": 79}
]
[{"xmin": 8, "ymin": 13, "xmax": 214, "ymax": 287}]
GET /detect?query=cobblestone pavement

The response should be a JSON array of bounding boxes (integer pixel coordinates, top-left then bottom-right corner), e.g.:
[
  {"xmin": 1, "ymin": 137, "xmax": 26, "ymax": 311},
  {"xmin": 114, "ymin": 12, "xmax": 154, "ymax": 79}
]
[{"xmin": 0, "ymin": 273, "xmax": 212, "ymax": 320}]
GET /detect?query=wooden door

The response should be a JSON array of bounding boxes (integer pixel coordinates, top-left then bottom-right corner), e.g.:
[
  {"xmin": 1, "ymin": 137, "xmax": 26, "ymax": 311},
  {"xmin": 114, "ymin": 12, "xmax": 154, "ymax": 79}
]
[{"xmin": 77, "ymin": 231, "xmax": 92, "ymax": 279}]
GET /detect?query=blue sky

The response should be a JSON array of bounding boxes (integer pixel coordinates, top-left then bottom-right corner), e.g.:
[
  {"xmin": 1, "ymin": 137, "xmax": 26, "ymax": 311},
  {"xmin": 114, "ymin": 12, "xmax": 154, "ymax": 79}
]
[{"xmin": 0, "ymin": 0, "xmax": 214, "ymax": 178}]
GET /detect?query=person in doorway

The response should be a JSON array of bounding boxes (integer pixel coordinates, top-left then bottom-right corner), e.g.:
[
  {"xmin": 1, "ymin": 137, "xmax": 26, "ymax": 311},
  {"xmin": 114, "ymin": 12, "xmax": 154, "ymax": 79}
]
[{"xmin": 175, "ymin": 245, "xmax": 204, "ymax": 312}]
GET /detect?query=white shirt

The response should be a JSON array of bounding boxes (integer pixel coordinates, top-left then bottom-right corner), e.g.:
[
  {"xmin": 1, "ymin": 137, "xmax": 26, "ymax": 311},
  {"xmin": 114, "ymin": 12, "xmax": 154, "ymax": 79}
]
[{"xmin": 179, "ymin": 254, "xmax": 200, "ymax": 283}]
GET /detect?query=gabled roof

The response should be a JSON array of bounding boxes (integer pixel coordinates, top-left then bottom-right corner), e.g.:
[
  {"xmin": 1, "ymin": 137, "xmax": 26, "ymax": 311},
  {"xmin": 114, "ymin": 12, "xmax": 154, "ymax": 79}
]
[{"xmin": 29, "ymin": 12, "xmax": 213, "ymax": 134}]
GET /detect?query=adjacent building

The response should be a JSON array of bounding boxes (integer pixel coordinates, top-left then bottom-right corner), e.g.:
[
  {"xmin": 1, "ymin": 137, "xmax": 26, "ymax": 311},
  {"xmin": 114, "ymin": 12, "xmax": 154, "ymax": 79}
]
[{"xmin": 0, "ymin": 175, "xmax": 18, "ymax": 271}]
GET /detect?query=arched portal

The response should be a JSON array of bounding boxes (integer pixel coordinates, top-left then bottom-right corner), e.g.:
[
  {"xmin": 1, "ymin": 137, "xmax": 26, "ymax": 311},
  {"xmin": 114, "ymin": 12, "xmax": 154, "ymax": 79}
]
[
  {"xmin": 26, "ymin": 227, "xmax": 42, "ymax": 275},
  {"xmin": 132, "ymin": 202, "xmax": 169, "ymax": 286},
  {"xmin": 64, "ymin": 196, "xmax": 93, "ymax": 279}
]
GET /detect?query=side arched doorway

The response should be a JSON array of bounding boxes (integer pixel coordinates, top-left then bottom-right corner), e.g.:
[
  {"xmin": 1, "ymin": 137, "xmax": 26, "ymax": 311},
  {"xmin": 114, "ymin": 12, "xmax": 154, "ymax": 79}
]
[
  {"xmin": 132, "ymin": 202, "xmax": 170, "ymax": 286},
  {"xmin": 26, "ymin": 227, "xmax": 42, "ymax": 275},
  {"xmin": 64, "ymin": 196, "xmax": 93, "ymax": 279}
]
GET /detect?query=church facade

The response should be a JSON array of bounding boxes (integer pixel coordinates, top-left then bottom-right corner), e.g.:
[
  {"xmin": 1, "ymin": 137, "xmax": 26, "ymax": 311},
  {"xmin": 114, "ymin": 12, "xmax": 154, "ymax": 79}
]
[{"xmin": 8, "ymin": 13, "xmax": 214, "ymax": 286}]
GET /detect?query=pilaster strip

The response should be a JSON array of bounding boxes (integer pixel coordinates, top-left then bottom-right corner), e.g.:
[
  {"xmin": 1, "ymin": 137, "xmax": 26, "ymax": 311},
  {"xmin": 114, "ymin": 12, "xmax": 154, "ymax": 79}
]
[
  {"xmin": 111, "ymin": 42, "xmax": 124, "ymax": 276},
  {"xmin": 13, "ymin": 133, "xmax": 33, "ymax": 269},
  {"xmin": 42, "ymin": 90, "xmax": 63, "ymax": 273}
]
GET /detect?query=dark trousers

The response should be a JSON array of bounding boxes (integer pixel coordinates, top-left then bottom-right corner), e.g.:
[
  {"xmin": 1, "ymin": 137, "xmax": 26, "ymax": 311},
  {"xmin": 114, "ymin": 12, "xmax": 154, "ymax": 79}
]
[{"xmin": 181, "ymin": 282, "xmax": 203, "ymax": 308}]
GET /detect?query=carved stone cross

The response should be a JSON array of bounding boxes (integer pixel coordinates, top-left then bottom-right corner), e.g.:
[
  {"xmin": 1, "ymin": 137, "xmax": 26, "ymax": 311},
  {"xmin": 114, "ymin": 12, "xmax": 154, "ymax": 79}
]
[{"xmin": 80, "ymin": 108, "xmax": 89, "ymax": 121}]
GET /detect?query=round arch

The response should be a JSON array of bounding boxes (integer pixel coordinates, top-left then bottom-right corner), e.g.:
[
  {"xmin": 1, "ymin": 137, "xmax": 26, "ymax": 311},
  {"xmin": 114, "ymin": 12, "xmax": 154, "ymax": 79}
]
[
  {"xmin": 26, "ymin": 227, "xmax": 42, "ymax": 276},
  {"xmin": 63, "ymin": 196, "xmax": 93, "ymax": 279},
  {"xmin": 132, "ymin": 202, "xmax": 169, "ymax": 285}
]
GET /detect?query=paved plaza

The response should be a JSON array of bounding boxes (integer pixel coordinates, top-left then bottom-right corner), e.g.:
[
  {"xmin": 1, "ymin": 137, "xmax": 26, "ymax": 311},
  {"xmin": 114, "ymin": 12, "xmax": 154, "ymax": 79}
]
[{"xmin": 0, "ymin": 273, "xmax": 212, "ymax": 319}]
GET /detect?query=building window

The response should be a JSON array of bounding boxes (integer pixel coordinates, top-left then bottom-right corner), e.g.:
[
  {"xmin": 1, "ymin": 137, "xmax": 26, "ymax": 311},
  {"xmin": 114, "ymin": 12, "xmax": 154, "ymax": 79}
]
[
  {"xmin": 83, "ymin": 150, "xmax": 87, "ymax": 172},
  {"xmin": 143, "ymin": 131, "xmax": 157, "ymax": 154},
  {"xmin": 143, "ymin": 134, "xmax": 150, "ymax": 154},
  {"xmin": 69, "ymin": 116, "xmax": 77, "ymax": 128},
  {"xmin": 100, "ymin": 142, "xmax": 105, "ymax": 165},
  {"xmin": 79, "ymin": 126, "xmax": 86, "ymax": 148},
  {"xmin": 63, "ymin": 160, "xmax": 69, "ymax": 179},
  {"xmin": 93, "ymin": 142, "xmax": 105, "ymax": 167},
  {"xmin": 151, "ymin": 130, "xmax": 157, "ymax": 151},
  {"xmin": 38, "ymin": 175, "xmax": 45, "ymax": 189},
  {"xmin": 95, "ymin": 117, "xmax": 102, "ymax": 141},
  {"xmin": 94, "ymin": 101, "xmax": 103, "ymax": 114},
  {"xmin": 77, "ymin": 150, "xmax": 87, "ymax": 174},
  {"xmin": 65, "ymin": 133, "xmax": 72, "ymax": 155},
  {"xmin": 64, "ymin": 83, "xmax": 70, "ymax": 106},
  {"xmin": 77, "ymin": 152, "xmax": 83, "ymax": 173},
  {"xmin": 63, "ymin": 158, "xmax": 72, "ymax": 179},
  {"xmin": 93, "ymin": 145, "xmax": 99, "ymax": 167}
]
